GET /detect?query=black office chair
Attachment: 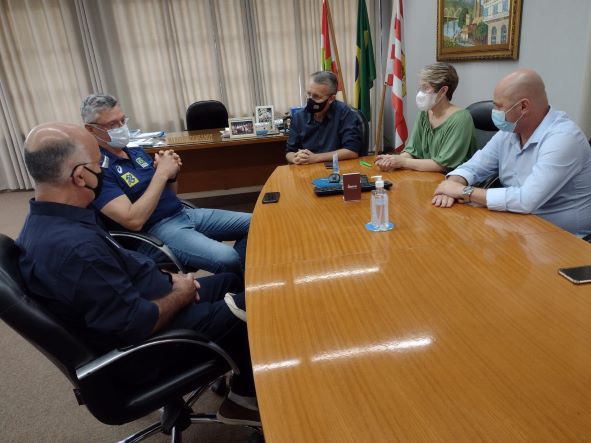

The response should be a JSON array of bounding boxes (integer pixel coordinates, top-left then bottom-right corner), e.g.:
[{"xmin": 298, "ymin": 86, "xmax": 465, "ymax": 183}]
[
  {"xmin": 0, "ymin": 233, "xmax": 246, "ymax": 442},
  {"xmin": 467, "ymin": 100, "xmax": 500, "ymax": 188},
  {"xmin": 350, "ymin": 107, "xmax": 370, "ymax": 157},
  {"xmin": 106, "ymin": 199, "xmax": 198, "ymax": 274},
  {"xmin": 186, "ymin": 100, "xmax": 229, "ymax": 131},
  {"xmin": 466, "ymin": 100, "xmax": 498, "ymax": 149}
]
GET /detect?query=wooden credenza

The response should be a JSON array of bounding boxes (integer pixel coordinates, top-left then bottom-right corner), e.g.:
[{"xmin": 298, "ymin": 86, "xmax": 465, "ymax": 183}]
[{"xmin": 145, "ymin": 129, "xmax": 288, "ymax": 194}]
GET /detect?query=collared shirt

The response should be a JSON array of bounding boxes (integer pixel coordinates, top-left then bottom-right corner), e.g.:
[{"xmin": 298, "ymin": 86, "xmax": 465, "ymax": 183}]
[
  {"xmin": 16, "ymin": 200, "xmax": 170, "ymax": 349},
  {"xmin": 93, "ymin": 146, "xmax": 182, "ymax": 230},
  {"xmin": 449, "ymin": 107, "xmax": 591, "ymax": 236},
  {"xmin": 286, "ymin": 100, "xmax": 362, "ymax": 154}
]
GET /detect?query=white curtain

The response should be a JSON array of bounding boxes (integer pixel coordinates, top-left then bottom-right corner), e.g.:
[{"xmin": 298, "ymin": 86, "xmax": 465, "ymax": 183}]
[
  {"xmin": 0, "ymin": 0, "xmax": 381, "ymax": 191},
  {"xmin": 0, "ymin": 0, "xmax": 92, "ymax": 190}
]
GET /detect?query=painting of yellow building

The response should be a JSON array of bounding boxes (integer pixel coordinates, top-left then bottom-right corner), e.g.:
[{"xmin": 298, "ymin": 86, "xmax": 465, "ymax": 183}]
[{"xmin": 437, "ymin": 0, "xmax": 521, "ymax": 60}]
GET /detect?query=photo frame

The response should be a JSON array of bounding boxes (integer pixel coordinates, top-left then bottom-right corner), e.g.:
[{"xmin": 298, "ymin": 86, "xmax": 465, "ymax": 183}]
[
  {"xmin": 255, "ymin": 105, "xmax": 274, "ymax": 130},
  {"xmin": 436, "ymin": 0, "xmax": 523, "ymax": 62},
  {"xmin": 228, "ymin": 117, "xmax": 256, "ymax": 139}
]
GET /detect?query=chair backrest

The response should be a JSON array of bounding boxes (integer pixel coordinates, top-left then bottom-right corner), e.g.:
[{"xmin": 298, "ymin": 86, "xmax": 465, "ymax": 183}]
[
  {"xmin": 0, "ymin": 234, "xmax": 97, "ymax": 384},
  {"xmin": 185, "ymin": 100, "xmax": 229, "ymax": 131},
  {"xmin": 466, "ymin": 100, "xmax": 498, "ymax": 149},
  {"xmin": 350, "ymin": 107, "xmax": 370, "ymax": 157}
]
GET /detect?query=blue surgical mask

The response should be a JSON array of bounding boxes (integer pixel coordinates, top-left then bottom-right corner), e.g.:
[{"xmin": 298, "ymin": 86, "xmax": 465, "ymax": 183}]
[{"xmin": 491, "ymin": 100, "xmax": 524, "ymax": 132}]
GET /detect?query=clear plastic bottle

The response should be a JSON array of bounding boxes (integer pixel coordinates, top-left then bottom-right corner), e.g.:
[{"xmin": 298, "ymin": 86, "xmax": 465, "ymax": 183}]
[{"xmin": 366, "ymin": 176, "xmax": 393, "ymax": 232}]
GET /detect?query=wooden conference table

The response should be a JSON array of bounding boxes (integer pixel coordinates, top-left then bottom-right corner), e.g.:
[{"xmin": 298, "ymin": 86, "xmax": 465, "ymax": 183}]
[
  {"xmin": 145, "ymin": 129, "xmax": 288, "ymax": 194},
  {"xmin": 245, "ymin": 158, "xmax": 591, "ymax": 442}
]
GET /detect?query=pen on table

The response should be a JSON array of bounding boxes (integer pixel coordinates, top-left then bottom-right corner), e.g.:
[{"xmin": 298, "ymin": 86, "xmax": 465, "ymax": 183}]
[{"xmin": 360, "ymin": 160, "xmax": 373, "ymax": 167}]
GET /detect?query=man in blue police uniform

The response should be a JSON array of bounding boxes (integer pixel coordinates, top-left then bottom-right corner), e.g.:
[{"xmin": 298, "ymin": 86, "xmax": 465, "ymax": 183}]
[
  {"xmin": 17, "ymin": 122, "xmax": 259, "ymax": 426},
  {"xmin": 81, "ymin": 94, "xmax": 250, "ymax": 278},
  {"xmin": 286, "ymin": 71, "xmax": 363, "ymax": 165}
]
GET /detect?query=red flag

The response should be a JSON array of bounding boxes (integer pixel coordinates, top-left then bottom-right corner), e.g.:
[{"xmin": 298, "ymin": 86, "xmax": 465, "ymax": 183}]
[
  {"xmin": 321, "ymin": 0, "xmax": 342, "ymax": 90},
  {"xmin": 385, "ymin": 0, "xmax": 407, "ymax": 152}
]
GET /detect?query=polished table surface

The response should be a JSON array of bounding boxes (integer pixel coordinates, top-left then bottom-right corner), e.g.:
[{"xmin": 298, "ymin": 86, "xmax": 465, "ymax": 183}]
[
  {"xmin": 245, "ymin": 158, "xmax": 591, "ymax": 442},
  {"xmin": 146, "ymin": 129, "xmax": 288, "ymax": 193}
]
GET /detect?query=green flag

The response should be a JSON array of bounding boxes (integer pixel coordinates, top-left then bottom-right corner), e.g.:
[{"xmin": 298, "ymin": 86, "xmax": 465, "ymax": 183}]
[{"xmin": 354, "ymin": 0, "xmax": 376, "ymax": 121}]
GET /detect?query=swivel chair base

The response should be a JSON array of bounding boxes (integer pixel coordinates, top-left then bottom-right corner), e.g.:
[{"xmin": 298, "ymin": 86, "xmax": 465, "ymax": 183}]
[{"xmin": 118, "ymin": 383, "xmax": 261, "ymax": 443}]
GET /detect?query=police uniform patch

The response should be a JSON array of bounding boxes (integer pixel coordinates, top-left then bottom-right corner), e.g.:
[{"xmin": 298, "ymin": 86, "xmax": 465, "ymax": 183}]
[
  {"xmin": 135, "ymin": 157, "xmax": 149, "ymax": 168},
  {"xmin": 115, "ymin": 165, "xmax": 123, "ymax": 174},
  {"xmin": 121, "ymin": 172, "xmax": 139, "ymax": 187}
]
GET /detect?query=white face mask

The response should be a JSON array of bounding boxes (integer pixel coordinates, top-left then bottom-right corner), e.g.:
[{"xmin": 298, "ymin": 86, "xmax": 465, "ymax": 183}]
[
  {"xmin": 105, "ymin": 124, "xmax": 130, "ymax": 149},
  {"xmin": 415, "ymin": 91, "xmax": 438, "ymax": 112}
]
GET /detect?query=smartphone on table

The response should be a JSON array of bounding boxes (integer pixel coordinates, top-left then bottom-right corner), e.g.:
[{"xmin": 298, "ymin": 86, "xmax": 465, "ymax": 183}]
[
  {"xmin": 558, "ymin": 265, "xmax": 591, "ymax": 284},
  {"xmin": 262, "ymin": 192, "xmax": 280, "ymax": 204}
]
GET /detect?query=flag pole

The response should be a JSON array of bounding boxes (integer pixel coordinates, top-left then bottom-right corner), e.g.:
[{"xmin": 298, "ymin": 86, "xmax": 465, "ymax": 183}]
[
  {"xmin": 375, "ymin": 81, "xmax": 387, "ymax": 156},
  {"xmin": 326, "ymin": 0, "xmax": 347, "ymax": 104}
]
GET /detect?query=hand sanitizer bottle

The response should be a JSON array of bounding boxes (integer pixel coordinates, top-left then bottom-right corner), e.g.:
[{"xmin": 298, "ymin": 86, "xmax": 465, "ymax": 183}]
[{"xmin": 366, "ymin": 176, "xmax": 394, "ymax": 232}]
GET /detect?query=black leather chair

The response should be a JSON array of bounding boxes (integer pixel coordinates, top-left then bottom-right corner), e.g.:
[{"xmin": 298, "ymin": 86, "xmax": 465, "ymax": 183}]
[
  {"xmin": 466, "ymin": 100, "xmax": 498, "ymax": 149},
  {"xmin": 186, "ymin": 100, "xmax": 229, "ymax": 131},
  {"xmin": 350, "ymin": 107, "xmax": 370, "ymax": 157},
  {"xmin": 467, "ymin": 100, "xmax": 500, "ymax": 188},
  {"xmin": 0, "ymin": 233, "xmax": 249, "ymax": 442},
  {"xmin": 107, "ymin": 199, "xmax": 198, "ymax": 274}
]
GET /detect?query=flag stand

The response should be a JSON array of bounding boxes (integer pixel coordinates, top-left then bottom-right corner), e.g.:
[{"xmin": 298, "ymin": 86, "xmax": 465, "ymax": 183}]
[
  {"xmin": 374, "ymin": 82, "xmax": 387, "ymax": 156},
  {"xmin": 326, "ymin": 0, "xmax": 347, "ymax": 104}
]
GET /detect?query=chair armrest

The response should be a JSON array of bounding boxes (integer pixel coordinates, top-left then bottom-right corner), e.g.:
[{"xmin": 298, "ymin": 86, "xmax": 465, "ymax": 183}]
[
  {"xmin": 109, "ymin": 230, "xmax": 164, "ymax": 247},
  {"xmin": 74, "ymin": 328, "xmax": 238, "ymax": 425},
  {"xmin": 76, "ymin": 329, "xmax": 238, "ymax": 380},
  {"xmin": 144, "ymin": 328, "xmax": 211, "ymax": 343},
  {"xmin": 180, "ymin": 199, "xmax": 196, "ymax": 209},
  {"xmin": 109, "ymin": 231, "xmax": 187, "ymax": 273}
]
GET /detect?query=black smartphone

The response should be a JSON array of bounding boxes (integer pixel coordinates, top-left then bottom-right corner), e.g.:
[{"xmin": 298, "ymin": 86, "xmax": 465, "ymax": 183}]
[
  {"xmin": 262, "ymin": 192, "xmax": 280, "ymax": 204},
  {"xmin": 323, "ymin": 161, "xmax": 333, "ymax": 169},
  {"xmin": 558, "ymin": 265, "xmax": 591, "ymax": 284}
]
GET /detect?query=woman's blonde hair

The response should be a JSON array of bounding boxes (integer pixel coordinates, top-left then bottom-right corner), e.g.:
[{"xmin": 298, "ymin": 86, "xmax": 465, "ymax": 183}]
[{"xmin": 420, "ymin": 62, "xmax": 459, "ymax": 100}]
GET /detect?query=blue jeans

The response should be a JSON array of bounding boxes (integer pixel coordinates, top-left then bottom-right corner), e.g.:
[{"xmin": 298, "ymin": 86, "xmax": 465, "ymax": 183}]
[{"xmin": 147, "ymin": 207, "xmax": 251, "ymax": 277}]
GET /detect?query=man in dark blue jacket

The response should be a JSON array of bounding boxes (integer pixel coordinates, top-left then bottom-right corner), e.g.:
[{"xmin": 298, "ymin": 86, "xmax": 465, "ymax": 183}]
[
  {"xmin": 17, "ymin": 122, "xmax": 259, "ymax": 426},
  {"xmin": 286, "ymin": 71, "xmax": 363, "ymax": 165}
]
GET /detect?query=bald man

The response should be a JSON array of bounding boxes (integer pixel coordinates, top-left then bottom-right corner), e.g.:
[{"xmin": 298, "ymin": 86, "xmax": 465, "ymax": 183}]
[
  {"xmin": 16, "ymin": 123, "xmax": 260, "ymax": 426},
  {"xmin": 432, "ymin": 69, "xmax": 591, "ymax": 237}
]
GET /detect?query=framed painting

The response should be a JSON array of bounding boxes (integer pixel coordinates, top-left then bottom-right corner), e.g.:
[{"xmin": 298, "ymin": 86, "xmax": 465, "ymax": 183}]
[{"xmin": 437, "ymin": 0, "xmax": 523, "ymax": 61}]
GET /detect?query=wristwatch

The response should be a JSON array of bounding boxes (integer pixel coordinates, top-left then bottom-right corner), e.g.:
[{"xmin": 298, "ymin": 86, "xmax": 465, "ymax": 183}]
[{"xmin": 462, "ymin": 185, "xmax": 475, "ymax": 202}]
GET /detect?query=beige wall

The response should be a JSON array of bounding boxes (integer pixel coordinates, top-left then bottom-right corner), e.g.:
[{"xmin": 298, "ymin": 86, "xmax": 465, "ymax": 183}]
[{"xmin": 381, "ymin": 0, "xmax": 591, "ymax": 145}]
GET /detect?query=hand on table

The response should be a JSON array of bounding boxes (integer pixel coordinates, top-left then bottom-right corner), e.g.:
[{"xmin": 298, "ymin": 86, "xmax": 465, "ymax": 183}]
[
  {"xmin": 375, "ymin": 154, "xmax": 405, "ymax": 171},
  {"xmin": 293, "ymin": 149, "xmax": 318, "ymax": 165},
  {"xmin": 432, "ymin": 180, "xmax": 465, "ymax": 208}
]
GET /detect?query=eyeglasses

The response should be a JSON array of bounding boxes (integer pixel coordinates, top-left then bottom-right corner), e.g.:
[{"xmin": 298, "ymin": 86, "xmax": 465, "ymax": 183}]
[
  {"xmin": 69, "ymin": 156, "xmax": 110, "ymax": 177},
  {"xmin": 89, "ymin": 117, "xmax": 129, "ymax": 131}
]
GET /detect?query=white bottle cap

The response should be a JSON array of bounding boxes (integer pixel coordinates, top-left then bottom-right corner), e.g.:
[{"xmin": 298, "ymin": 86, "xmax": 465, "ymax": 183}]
[{"xmin": 371, "ymin": 175, "xmax": 384, "ymax": 189}]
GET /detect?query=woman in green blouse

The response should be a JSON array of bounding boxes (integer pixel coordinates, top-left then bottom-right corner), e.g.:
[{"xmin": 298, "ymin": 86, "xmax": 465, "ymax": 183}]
[{"xmin": 376, "ymin": 62, "xmax": 476, "ymax": 173}]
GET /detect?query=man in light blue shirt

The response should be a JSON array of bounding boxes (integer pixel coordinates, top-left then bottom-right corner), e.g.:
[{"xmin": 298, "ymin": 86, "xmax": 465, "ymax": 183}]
[{"xmin": 432, "ymin": 69, "xmax": 591, "ymax": 237}]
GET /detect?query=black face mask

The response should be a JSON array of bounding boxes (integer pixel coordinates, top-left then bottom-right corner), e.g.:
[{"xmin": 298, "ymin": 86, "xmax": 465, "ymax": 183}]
[
  {"xmin": 83, "ymin": 167, "xmax": 103, "ymax": 199},
  {"xmin": 306, "ymin": 97, "xmax": 330, "ymax": 114}
]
